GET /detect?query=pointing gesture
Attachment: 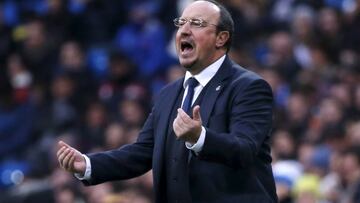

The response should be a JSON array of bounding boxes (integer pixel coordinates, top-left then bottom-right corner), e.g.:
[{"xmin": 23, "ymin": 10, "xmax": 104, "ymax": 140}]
[{"xmin": 173, "ymin": 105, "xmax": 202, "ymax": 143}]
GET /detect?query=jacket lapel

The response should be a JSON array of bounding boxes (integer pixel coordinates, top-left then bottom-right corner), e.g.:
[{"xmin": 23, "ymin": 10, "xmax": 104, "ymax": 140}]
[{"xmin": 201, "ymin": 56, "xmax": 233, "ymax": 127}]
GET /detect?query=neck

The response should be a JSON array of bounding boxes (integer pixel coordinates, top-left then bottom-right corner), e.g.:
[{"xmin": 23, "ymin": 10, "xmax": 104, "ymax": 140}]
[{"xmin": 188, "ymin": 53, "xmax": 226, "ymax": 75}]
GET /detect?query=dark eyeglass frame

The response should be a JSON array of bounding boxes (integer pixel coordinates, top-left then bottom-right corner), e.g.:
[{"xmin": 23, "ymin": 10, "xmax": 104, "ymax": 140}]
[{"xmin": 173, "ymin": 17, "xmax": 218, "ymax": 28}]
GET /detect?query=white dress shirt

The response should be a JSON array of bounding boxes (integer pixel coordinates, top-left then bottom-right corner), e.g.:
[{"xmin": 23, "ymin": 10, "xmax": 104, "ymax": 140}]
[
  {"xmin": 76, "ymin": 55, "xmax": 226, "ymax": 180},
  {"xmin": 182, "ymin": 55, "xmax": 225, "ymax": 152}
]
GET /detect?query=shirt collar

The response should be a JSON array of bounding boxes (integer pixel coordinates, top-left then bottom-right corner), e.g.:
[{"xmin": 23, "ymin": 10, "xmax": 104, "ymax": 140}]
[{"xmin": 183, "ymin": 55, "xmax": 226, "ymax": 88}]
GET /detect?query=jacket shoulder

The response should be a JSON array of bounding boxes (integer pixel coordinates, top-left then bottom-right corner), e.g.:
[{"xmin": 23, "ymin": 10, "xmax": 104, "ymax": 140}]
[
  {"xmin": 230, "ymin": 62, "xmax": 267, "ymax": 86},
  {"xmin": 152, "ymin": 78, "xmax": 183, "ymax": 106}
]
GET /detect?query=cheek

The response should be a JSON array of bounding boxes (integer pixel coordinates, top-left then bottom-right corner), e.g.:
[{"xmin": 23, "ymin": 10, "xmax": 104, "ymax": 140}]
[
  {"xmin": 175, "ymin": 31, "xmax": 181, "ymax": 50},
  {"xmin": 175, "ymin": 29, "xmax": 181, "ymax": 48},
  {"xmin": 195, "ymin": 33, "xmax": 216, "ymax": 52},
  {"xmin": 196, "ymin": 39, "xmax": 215, "ymax": 58}
]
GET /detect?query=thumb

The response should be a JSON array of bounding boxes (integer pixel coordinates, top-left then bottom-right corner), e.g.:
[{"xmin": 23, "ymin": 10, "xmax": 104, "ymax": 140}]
[{"xmin": 192, "ymin": 105, "xmax": 201, "ymax": 121}]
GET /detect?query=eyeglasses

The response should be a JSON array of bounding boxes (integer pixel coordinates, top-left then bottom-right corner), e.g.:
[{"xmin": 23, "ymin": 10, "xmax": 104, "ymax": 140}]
[{"xmin": 173, "ymin": 17, "xmax": 217, "ymax": 28}]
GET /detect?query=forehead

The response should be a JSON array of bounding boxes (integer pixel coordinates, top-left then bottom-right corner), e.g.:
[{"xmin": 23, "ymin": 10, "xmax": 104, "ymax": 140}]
[{"xmin": 181, "ymin": 1, "xmax": 220, "ymax": 20}]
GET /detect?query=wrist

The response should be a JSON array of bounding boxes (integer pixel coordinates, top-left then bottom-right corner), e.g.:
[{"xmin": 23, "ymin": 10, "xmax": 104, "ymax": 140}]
[{"xmin": 189, "ymin": 127, "xmax": 202, "ymax": 143}]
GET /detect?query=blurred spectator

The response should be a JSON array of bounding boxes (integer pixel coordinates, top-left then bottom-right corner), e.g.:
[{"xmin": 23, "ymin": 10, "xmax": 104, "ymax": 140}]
[
  {"xmin": 273, "ymin": 160, "xmax": 303, "ymax": 203},
  {"xmin": 104, "ymin": 122, "xmax": 128, "ymax": 150},
  {"xmin": 297, "ymin": 141, "xmax": 316, "ymax": 172},
  {"xmin": 97, "ymin": 51, "xmax": 141, "ymax": 109},
  {"xmin": 267, "ymin": 31, "xmax": 302, "ymax": 82},
  {"xmin": 337, "ymin": 146, "xmax": 360, "ymax": 203},
  {"xmin": 17, "ymin": 19, "xmax": 56, "ymax": 86},
  {"xmin": 118, "ymin": 97, "xmax": 147, "ymax": 129},
  {"xmin": 351, "ymin": 85, "xmax": 360, "ymax": 120},
  {"xmin": 291, "ymin": 5, "xmax": 315, "ymax": 69},
  {"xmin": 73, "ymin": 0, "xmax": 127, "ymax": 44},
  {"xmin": 6, "ymin": 53, "xmax": 33, "ymax": 104},
  {"xmin": 320, "ymin": 124, "xmax": 346, "ymax": 152},
  {"xmin": 55, "ymin": 40, "xmax": 96, "ymax": 112},
  {"xmin": 50, "ymin": 162, "xmax": 84, "ymax": 203},
  {"xmin": 82, "ymin": 182, "xmax": 114, "ymax": 203},
  {"xmin": 272, "ymin": 129, "xmax": 297, "ymax": 161},
  {"xmin": 342, "ymin": 0, "xmax": 360, "ymax": 52},
  {"xmin": 53, "ymin": 183, "xmax": 82, "ymax": 203},
  {"xmin": 113, "ymin": 2, "xmax": 170, "ymax": 78},
  {"xmin": 47, "ymin": 74, "xmax": 78, "ymax": 134},
  {"xmin": 0, "ymin": 4, "xmax": 14, "ymax": 66},
  {"xmin": 308, "ymin": 145, "xmax": 332, "ymax": 177},
  {"xmin": 80, "ymin": 102, "xmax": 109, "ymax": 151},
  {"xmin": 329, "ymin": 82, "xmax": 352, "ymax": 111},
  {"xmin": 41, "ymin": 0, "xmax": 72, "ymax": 48},
  {"xmin": 346, "ymin": 121, "xmax": 360, "ymax": 148},
  {"xmin": 316, "ymin": 8, "xmax": 343, "ymax": 64},
  {"xmin": 284, "ymin": 92, "xmax": 311, "ymax": 140},
  {"xmin": 260, "ymin": 68, "xmax": 290, "ymax": 109},
  {"xmin": 0, "ymin": 75, "xmax": 35, "ymax": 160},
  {"xmin": 319, "ymin": 150, "xmax": 342, "ymax": 202},
  {"xmin": 306, "ymin": 97, "xmax": 345, "ymax": 143},
  {"xmin": 293, "ymin": 174, "xmax": 322, "ymax": 203},
  {"xmin": 166, "ymin": 64, "xmax": 185, "ymax": 83}
]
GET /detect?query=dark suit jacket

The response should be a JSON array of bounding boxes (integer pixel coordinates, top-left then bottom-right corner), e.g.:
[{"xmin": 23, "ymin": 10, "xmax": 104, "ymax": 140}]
[{"xmin": 85, "ymin": 57, "xmax": 278, "ymax": 203}]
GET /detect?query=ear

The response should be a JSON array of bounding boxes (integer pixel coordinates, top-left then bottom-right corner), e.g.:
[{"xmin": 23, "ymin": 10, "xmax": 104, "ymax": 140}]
[{"xmin": 215, "ymin": 31, "xmax": 230, "ymax": 49}]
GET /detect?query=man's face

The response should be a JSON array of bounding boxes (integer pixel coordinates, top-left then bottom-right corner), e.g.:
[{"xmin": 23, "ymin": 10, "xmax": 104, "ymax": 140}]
[{"xmin": 175, "ymin": 1, "xmax": 222, "ymax": 74}]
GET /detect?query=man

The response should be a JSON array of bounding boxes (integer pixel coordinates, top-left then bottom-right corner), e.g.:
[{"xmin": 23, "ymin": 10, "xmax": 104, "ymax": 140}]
[{"xmin": 57, "ymin": 0, "xmax": 278, "ymax": 202}]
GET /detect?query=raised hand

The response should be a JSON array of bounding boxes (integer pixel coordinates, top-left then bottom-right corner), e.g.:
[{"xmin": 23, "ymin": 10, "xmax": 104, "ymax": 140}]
[
  {"xmin": 57, "ymin": 141, "xmax": 86, "ymax": 175},
  {"xmin": 173, "ymin": 105, "xmax": 202, "ymax": 143}
]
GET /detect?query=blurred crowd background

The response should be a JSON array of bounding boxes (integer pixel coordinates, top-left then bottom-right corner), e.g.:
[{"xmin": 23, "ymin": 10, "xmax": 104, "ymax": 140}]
[{"xmin": 0, "ymin": 0, "xmax": 360, "ymax": 202}]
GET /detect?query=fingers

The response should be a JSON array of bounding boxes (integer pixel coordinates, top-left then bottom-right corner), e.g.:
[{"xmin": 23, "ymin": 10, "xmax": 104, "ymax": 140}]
[
  {"xmin": 57, "ymin": 141, "xmax": 72, "ymax": 159},
  {"xmin": 58, "ymin": 140, "xmax": 71, "ymax": 148},
  {"xmin": 192, "ymin": 105, "xmax": 201, "ymax": 121},
  {"xmin": 66, "ymin": 151, "xmax": 76, "ymax": 170},
  {"xmin": 57, "ymin": 141, "xmax": 77, "ymax": 171},
  {"xmin": 174, "ymin": 109, "xmax": 192, "ymax": 133},
  {"xmin": 57, "ymin": 140, "xmax": 86, "ymax": 174},
  {"xmin": 173, "ymin": 107, "xmax": 202, "ymax": 142},
  {"xmin": 58, "ymin": 147, "xmax": 72, "ymax": 169},
  {"xmin": 173, "ymin": 117, "xmax": 186, "ymax": 137},
  {"xmin": 177, "ymin": 108, "xmax": 192, "ymax": 124},
  {"xmin": 63, "ymin": 150, "xmax": 75, "ymax": 170},
  {"xmin": 57, "ymin": 145, "xmax": 67, "ymax": 158}
]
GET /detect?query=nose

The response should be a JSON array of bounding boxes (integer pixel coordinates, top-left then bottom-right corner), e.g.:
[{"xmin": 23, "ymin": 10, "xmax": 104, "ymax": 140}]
[{"xmin": 178, "ymin": 22, "xmax": 192, "ymax": 35}]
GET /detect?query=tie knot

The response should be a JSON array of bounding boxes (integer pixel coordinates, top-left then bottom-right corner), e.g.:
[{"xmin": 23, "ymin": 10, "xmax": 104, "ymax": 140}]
[{"xmin": 187, "ymin": 77, "xmax": 199, "ymax": 89}]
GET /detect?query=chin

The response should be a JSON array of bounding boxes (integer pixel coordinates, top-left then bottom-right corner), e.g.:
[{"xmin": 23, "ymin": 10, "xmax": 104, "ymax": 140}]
[
  {"xmin": 182, "ymin": 62, "xmax": 201, "ymax": 74},
  {"xmin": 179, "ymin": 58, "xmax": 195, "ymax": 69}
]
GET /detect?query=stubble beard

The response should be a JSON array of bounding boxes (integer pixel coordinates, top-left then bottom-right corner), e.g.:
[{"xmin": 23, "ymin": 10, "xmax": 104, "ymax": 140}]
[{"xmin": 181, "ymin": 59, "xmax": 200, "ymax": 74}]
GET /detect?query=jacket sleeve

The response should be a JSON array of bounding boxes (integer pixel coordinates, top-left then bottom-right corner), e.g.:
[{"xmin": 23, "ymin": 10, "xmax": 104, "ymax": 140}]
[
  {"xmin": 198, "ymin": 78, "xmax": 273, "ymax": 169},
  {"xmin": 84, "ymin": 109, "xmax": 155, "ymax": 185}
]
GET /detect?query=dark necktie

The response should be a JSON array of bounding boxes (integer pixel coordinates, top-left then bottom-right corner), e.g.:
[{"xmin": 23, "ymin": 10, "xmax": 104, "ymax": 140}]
[{"xmin": 182, "ymin": 77, "xmax": 199, "ymax": 115}]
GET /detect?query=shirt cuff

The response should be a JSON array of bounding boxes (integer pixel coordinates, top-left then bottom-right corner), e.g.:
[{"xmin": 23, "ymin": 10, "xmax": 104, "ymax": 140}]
[
  {"xmin": 185, "ymin": 126, "xmax": 206, "ymax": 154},
  {"xmin": 74, "ymin": 154, "xmax": 92, "ymax": 180}
]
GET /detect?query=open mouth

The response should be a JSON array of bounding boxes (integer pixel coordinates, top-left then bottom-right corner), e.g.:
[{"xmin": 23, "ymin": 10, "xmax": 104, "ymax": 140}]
[{"xmin": 181, "ymin": 41, "xmax": 194, "ymax": 53}]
